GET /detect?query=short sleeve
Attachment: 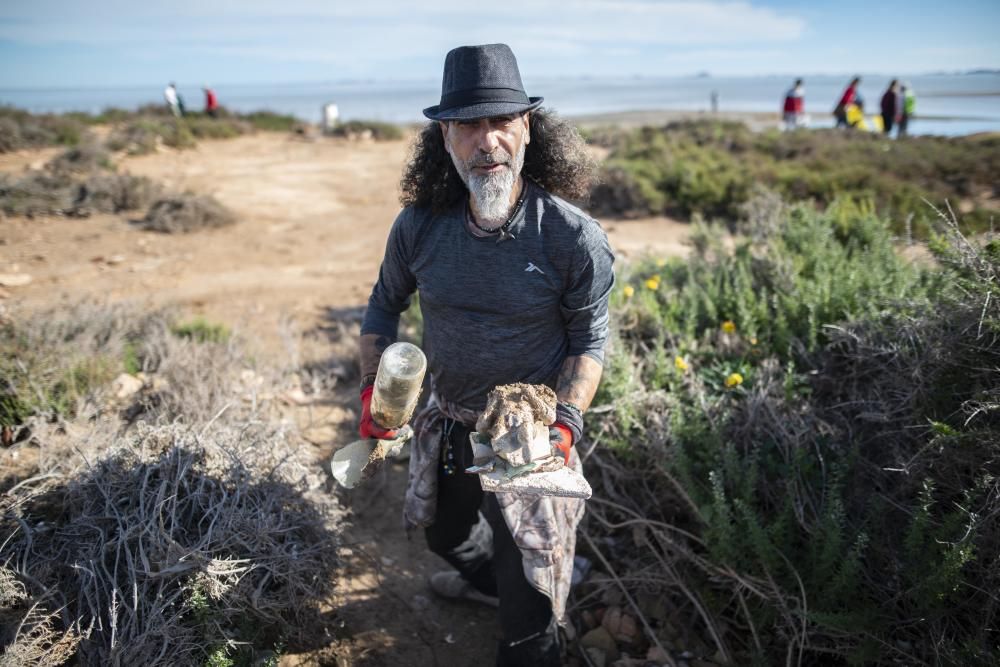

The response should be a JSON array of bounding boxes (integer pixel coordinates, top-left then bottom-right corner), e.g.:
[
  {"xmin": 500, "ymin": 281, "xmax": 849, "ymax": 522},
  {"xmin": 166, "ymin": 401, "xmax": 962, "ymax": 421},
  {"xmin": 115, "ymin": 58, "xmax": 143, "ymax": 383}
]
[{"xmin": 560, "ymin": 224, "xmax": 615, "ymax": 362}]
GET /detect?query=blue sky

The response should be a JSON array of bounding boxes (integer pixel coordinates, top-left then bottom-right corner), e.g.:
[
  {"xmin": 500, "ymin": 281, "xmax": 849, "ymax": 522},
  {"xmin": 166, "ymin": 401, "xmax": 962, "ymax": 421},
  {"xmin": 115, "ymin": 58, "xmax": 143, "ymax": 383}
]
[{"xmin": 1, "ymin": 0, "xmax": 998, "ymax": 88}]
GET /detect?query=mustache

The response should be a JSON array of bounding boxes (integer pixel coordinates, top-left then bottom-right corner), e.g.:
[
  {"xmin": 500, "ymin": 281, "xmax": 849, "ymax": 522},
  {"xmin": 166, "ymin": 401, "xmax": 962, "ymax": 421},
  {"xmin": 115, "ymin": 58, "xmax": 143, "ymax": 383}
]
[{"xmin": 468, "ymin": 150, "xmax": 512, "ymax": 169}]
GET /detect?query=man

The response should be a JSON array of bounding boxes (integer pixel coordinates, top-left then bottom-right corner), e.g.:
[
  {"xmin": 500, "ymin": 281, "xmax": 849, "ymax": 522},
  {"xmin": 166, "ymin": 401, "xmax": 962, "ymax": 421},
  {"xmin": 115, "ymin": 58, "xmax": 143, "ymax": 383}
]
[
  {"xmin": 163, "ymin": 82, "xmax": 181, "ymax": 117},
  {"xmin": 203, "ymin": 86, "xmax": 219, "ymax": 118},
  {"xmin": 898, "ymin": 84, "xmax": 916, "ymax": 137},
  {"xmin": 358, "ymin": 44, "xmax": 614, "ymax": 665},
  {"xmin": 782, "ymin": 78, "xmax": 805, "ymax": 130},
  {"xmin": 880, "ymin": 79, "xmax": 899, "ymax": 136},
  {"xmin": 834, "ymin": 76, "xmax": 861, "ymax": 128}
]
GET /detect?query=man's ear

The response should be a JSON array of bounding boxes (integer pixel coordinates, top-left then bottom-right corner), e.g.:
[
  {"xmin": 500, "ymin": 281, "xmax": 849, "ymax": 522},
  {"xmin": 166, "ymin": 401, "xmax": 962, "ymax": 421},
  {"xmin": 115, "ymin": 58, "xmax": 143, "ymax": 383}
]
[
  {"xmin": 523, "ymin": 113, "xmax": 531, "ymax": 145},
  {"xmin": 439, "ymin": 120, "xmax": 450, "ymax": 142}
]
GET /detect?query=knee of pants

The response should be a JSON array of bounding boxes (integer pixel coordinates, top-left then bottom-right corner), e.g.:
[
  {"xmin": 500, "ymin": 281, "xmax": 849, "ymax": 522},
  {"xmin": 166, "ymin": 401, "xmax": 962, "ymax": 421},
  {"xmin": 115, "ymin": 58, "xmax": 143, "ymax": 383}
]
[{"xmin": 425, "ymin": 510, "xmax": 494, "ymax": 562}]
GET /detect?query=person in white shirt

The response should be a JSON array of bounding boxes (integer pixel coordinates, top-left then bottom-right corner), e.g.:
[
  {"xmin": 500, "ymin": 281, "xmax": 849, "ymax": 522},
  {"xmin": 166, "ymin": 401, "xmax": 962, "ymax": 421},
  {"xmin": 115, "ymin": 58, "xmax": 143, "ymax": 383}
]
[{"xmin": 163, "ymin": 83, "xmax": 183, "ymax": 117}]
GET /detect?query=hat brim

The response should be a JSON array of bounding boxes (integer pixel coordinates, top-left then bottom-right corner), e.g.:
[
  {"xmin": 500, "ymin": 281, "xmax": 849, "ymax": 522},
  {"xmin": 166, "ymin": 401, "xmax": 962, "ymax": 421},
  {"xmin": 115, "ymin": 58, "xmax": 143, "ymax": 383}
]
[{"xmin": 422, "ymin": 97, "xmax": 543, "ymax": 121}]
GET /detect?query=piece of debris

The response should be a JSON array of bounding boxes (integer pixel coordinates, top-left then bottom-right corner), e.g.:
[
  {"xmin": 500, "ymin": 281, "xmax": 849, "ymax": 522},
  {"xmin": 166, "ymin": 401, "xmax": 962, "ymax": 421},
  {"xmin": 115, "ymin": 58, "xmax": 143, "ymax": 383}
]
[
  {"xmin": 469, "ymin": 383, "xmax": 592, "ymax": 499},
  {"xmin": 0, "ymin": 273, "xmax": 32, "ymax": 287}
]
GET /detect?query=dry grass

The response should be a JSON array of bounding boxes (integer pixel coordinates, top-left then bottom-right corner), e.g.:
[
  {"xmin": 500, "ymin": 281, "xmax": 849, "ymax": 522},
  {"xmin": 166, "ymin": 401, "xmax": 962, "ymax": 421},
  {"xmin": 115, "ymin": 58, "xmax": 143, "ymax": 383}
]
[
  {"xmin": 0, "ymin": 146, "xmax": 161, "ymax": 218},
  {"xmin": 137, "ymin": 194, "xmax": 236, "ymax": 234},
  {"xmin": 0, "ymin": 303, "xmax": 345, "ymax": 665},
  {"xmin": 1, "ymin": 422, "xmax": 339, "ymax": 666}
]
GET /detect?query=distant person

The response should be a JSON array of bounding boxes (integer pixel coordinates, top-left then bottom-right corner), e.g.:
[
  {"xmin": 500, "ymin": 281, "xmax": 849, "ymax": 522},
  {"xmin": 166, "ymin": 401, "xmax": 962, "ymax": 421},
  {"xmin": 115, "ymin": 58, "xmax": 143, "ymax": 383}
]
[
  {"xmin": 782, "ymin": 78, "xmax": 805, "ymax": 129},
  {"xmin": 710, "ymin": 90, "xmax": 719, "ymax": 113},
  {"xmin": 898, "ymin": 84, "xmax": 916, "ymax": 137},
  {"xmin": 164, "ymin": 82, "xmax": 182, "ymax": 117},
  {"xmin": 834, "ymin": 76, "xmax": 861, "ymax": 128},
  {"xmin": 880, "ymin": 80, "xmax": 899, "ymax": 135},
  {"xmin": 203, "ymin": 86, "xmax": 219, "ymax": 118}
]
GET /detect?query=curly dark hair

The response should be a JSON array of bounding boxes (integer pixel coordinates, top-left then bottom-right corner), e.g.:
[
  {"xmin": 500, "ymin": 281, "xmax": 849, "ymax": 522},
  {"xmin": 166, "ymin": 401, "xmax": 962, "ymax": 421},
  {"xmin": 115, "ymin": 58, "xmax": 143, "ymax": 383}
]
[{"xmin": 399, "ymin": 109, "xmax": 596, "ymax": 213}]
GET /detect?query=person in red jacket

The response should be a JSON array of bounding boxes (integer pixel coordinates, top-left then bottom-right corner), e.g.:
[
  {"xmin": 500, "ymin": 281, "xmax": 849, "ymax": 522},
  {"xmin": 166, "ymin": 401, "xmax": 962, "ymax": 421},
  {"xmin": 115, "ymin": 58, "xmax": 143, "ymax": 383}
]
[
  {"xmin": 203, "ymin": 86, "xmax": 219, "ymax": 118},
  {"xmin": 834, "ymin": 76, "xmax": 861, "ymax": 128},
  {"xmin": 782, "ymin": 78, "xmax": 805, "ymax": 130}
]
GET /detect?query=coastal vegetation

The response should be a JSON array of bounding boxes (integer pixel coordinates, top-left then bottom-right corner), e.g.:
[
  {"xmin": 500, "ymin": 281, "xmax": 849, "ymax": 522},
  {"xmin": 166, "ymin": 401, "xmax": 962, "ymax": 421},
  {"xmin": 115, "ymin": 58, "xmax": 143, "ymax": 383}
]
[
  {"xmin": 587, "ymin": 120, "xmax": 1000, "ymax": 237},
  {"xmin": 0, "ymin": 305, "xmax": 341, "ymax": 665},
  {"xmin": 2, "ymin": 105, "xmax": 998, "ymax": 664},
  {"xmin": 0, "ymin": 105, "xmax": 405, "ymax": 157},
  {"xmin": 584, "ymin": 192, "xmax": 999, "ymax": 664},
  {"xmin": 0, "ymin": 142, "xmax": 234, "ymax": 232}
]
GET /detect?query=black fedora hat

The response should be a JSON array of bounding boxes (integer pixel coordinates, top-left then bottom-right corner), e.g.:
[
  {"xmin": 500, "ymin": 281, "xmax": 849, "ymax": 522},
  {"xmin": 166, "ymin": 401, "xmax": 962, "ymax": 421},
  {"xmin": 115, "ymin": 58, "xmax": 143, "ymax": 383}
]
[{"xmin": 423, "ymin": 44, "xmax": 543, "ymax": 121}]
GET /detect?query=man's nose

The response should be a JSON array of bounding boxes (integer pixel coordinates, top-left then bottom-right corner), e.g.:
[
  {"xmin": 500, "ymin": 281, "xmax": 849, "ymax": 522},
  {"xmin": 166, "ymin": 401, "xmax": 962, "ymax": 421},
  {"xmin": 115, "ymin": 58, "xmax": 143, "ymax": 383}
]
[{"xmin": 477, "ymin": 125, "xmax": 500, "ymax": 153}]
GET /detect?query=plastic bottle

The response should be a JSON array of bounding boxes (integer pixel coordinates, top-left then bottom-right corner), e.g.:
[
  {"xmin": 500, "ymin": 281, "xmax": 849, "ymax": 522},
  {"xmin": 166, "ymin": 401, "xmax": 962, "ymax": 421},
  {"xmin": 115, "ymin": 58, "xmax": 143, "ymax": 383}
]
[{"xmin": 370, "ymin": 342, "xmax": 427, "ymax": 430}]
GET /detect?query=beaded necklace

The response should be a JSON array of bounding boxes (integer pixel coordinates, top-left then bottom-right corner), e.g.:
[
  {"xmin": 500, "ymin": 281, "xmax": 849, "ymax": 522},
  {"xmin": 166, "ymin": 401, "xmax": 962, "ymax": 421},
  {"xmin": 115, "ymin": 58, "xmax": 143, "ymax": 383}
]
[{"xmin": 466, "ymin": 181, "xmax": 527, "ymax": 244}]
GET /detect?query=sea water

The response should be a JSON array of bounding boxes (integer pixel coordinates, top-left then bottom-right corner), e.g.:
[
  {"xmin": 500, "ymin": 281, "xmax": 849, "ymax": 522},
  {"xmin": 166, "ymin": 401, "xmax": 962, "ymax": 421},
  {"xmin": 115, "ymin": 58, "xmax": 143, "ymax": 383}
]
[{"xmin": 2, "ymin": 73, "xmax": 997, "ymax": 137}]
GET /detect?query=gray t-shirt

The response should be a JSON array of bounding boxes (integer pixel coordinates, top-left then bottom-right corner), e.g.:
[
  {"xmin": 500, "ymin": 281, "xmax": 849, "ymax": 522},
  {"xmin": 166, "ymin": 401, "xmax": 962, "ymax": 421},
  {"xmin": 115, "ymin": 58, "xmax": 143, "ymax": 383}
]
[{"xmin": 361, "ymin": 179, "xmax": 615, "ymax": 411}]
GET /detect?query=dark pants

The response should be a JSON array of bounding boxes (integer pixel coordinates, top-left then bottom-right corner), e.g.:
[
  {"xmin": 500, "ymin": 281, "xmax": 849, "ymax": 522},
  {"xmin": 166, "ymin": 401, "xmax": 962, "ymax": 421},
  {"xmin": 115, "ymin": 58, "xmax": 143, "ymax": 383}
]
[
  {"xmin": 881, "ymin": 112, "xmax": 894, "ymax": 134},
  {"xmin": 898, "ymin": 114, "xmax": 910, "ymax": 137},
  {"xmin": 425, "ymin": 420, "xmax": 561, "ymax": 666}
]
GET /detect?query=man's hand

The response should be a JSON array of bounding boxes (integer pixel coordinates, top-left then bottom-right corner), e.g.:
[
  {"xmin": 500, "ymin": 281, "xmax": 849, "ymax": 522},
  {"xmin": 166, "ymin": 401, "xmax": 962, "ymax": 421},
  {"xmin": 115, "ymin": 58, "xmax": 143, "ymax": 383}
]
[
  {"xmin": 549, "ymin": 423, "xmax": 573, "ymax": 464},
  {"xmin": 550, "ymin": 402, "xmax": 584, "ymax": 465},
  {"xmin": 359, "ymin": 386, "xmax": 399, "ymax": 440}
]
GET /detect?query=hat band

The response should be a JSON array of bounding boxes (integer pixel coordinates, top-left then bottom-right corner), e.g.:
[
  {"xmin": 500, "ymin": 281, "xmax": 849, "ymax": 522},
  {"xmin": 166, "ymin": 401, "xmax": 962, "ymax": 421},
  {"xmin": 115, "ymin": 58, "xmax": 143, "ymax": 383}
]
[{"xmin": 439, "ymin": 87, "xmax": 530, "ymax": 111}]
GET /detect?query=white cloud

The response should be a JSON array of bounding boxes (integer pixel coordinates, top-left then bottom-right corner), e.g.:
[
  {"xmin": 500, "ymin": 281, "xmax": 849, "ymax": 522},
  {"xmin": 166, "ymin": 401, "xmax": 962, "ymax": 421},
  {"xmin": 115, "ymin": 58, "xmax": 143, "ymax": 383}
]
[{"xmin": 0, "ymin": 0, "xmax": 804, "ymax": 49}]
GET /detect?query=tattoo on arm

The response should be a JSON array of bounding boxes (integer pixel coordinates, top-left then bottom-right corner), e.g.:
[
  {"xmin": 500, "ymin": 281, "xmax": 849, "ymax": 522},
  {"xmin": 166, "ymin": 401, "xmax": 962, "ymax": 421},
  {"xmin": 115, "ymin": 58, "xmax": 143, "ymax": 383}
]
[{"xmin": 556, "ymin": 355, "xmax": 604, "ymax": 412}]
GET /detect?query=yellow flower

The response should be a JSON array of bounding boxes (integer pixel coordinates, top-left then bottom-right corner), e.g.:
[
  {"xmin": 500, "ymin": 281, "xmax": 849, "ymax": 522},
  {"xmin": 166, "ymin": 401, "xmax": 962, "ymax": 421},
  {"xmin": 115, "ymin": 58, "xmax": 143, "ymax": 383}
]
[
  {"xmin": 724, "ymin": 372, "xmax": 744, "ymax": 388},
  {"xmin": 750, "ymin": 337, "xmax": 758, "ymax": 346},
  {"xmin": 655, "ymin": 258, "xmax": 667, "ymax": 268},
  {"xmin": 644, "ymin": 277, "xmax": 660, "ymax": 290},
  {"xmin": 721, "ymin": 320, "xmax": 736, "ymax": 334},
  {"xmin": 623, "ymin": 284, "xmax": 635, "ymax": 299},
  {"xmin": 674, "ymin": 355, "xmax": 689, "ymax": 372}
]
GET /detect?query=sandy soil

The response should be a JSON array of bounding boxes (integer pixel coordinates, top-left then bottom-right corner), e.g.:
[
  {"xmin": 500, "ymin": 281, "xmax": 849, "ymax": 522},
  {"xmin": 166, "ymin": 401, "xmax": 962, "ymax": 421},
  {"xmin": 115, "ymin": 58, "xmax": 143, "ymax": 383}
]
[
  {"xmin": 0, "ymin": 132, "xmax": 691, "ymax": 665},
  {"xmin": 1, "ymin": 132, "xmax": 688, "ymax": 341}
]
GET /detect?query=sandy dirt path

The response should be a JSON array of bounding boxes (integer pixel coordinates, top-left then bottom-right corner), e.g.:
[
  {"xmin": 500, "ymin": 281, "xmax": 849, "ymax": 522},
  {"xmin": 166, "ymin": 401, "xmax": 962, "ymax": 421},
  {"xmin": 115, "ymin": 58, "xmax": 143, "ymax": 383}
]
[
  {"xmin": 0, "ymin": 132, "xmax": 691, "ymax": 665},
  {"xmin": 2, "ymin": 133, "xmax": 688, "ymax": 332}
]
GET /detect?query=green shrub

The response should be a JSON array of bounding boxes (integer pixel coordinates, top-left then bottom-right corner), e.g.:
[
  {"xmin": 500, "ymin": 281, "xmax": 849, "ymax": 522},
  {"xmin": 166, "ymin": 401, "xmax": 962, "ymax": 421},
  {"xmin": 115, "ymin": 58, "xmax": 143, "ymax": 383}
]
[
  {"xmin": 588, "ymin": 201, "xmax": 999, "ymax": 664},
  {"xmin": 0, "ymin": 106, "xmax": 90, "ymax": 152},
  {"xmin": 171, "ymin": 317, "xmax": 231, "ymax": 344},
  {"xmin": 588, "ymin": 120, "xmax": 1000, "ymax": 236},
  {"xmin": 241, "ymin": 110, "xmax": 301, "ymax": 132}
]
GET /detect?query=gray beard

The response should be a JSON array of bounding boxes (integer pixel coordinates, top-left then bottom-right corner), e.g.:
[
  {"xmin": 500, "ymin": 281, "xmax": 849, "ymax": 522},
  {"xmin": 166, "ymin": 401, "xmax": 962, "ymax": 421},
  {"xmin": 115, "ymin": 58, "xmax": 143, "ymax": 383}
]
[{"xmin": 447, "ymin": 141, "xmax": 526, "ymax": 228}]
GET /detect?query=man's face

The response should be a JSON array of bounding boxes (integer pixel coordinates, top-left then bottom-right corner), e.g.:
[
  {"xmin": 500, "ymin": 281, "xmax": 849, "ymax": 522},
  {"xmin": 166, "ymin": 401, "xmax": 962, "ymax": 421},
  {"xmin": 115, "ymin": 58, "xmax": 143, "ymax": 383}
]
[{"xmin": 441, "ymin": 113, "xmax": 530, "ymax": 225}]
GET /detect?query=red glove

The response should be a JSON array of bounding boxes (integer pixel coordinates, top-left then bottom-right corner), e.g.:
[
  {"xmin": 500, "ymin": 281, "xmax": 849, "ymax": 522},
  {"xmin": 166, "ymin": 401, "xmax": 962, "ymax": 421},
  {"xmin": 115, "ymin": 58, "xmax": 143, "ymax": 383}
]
[
  {"xmin": 359, "ymin": 386, "xmax": 399, "ymax": 440},
  {"xmin": 549, "ymin": 423, "xmax": 573, "ymax": 465}
]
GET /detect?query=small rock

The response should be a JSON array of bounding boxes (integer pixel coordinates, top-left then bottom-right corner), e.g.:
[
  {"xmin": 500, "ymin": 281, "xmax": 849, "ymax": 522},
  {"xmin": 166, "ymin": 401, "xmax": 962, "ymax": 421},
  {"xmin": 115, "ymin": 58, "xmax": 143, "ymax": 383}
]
[
  {"xmin": 602, "ymin": 606, "xmax": 639, "ymax": 644},
  {"xmin": 444, "ymin": 633, "xmax": 455, "ymax": 644},
  {"xmin": 0, "ymin": 273, "xmax": 32, "ymax": 287},
  {"xmin": 106, "ymin": 254, "xmax": 126, "ymax": 265},
  {"xmin": 411, "ymin": 594, "xmax": 430, "ymax": 611},
  {"xmin": 112, "ymin": 373, "xmax": 144, "ymax": 399},
  {"xmin": 380, "ymin": 556, "xmax": 394, "ymax": 567},
  {"xmin": 581, "ymin": 609, "xmax": 598, "ymax": 630},
  {"xmin": 581, "ymin": 627, "xmax": 619, "ymax": 662}
]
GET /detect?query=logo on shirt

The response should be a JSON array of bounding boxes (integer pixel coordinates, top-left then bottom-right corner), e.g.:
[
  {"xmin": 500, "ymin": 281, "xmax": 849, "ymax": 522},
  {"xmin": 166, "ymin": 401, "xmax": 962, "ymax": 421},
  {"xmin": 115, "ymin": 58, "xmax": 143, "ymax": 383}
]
[{"xmin": 525, "ymin": 262, "xmax": 545, "ymax": 275}]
